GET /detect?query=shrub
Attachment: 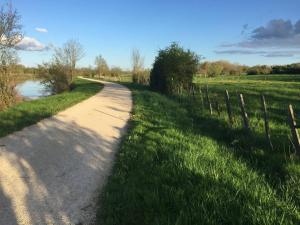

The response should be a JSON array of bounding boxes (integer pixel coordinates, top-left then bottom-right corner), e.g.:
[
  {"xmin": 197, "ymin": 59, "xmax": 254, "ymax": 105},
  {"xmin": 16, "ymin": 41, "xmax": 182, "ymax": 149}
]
[
  {"xmin": 38, "ymin": 63, "xmax": 71, "ymax": 94},
  {"xmin": 0, "ymin": 67, "xmax": 18, "ymax": 110},
  {"xmin": 150, "ymin": 43, "xmax": 199, "ymax": 95}
]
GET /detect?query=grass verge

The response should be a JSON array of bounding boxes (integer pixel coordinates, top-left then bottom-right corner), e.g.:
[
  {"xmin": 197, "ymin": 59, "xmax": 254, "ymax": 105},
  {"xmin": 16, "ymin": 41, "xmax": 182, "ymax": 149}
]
[
  {"xmin": 98, "ymin": 83, "xmax": 300, "ymax": 225},
  {"xmin": 0, "ymin": 78, "xmax": 103, "ymax": 138}
]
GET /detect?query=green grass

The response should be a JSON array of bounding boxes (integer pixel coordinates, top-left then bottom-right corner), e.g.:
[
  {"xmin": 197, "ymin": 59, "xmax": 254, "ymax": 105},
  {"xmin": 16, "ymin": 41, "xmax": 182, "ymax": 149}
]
[
  {"xmin": 193, "ymin": 74, "xmax": 300, "ymax": 149},
  {"xmin": 98, "ymin": 80, "xmax": 300, "ymax": 225},
  {"xmin": 0, "ymin": 78, "xmax": 103, "ymax": 138}
]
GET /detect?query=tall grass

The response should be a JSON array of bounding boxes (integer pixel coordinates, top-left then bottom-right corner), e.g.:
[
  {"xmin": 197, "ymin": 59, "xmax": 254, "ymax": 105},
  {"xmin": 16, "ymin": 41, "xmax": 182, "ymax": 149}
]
[
  {"xmin": 192, "ymin": 75, "xmax": 300, "ymax": 152},
  {"xmin": 98, "ymin": 80, "xmax": 300, "ymax": 225}
]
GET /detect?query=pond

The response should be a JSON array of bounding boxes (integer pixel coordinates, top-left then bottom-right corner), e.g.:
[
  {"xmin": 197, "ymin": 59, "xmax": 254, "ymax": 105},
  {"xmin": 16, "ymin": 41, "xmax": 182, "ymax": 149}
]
[{"xmin": 16, "ymin": 80, "xmax": 51, "ymax": 100}]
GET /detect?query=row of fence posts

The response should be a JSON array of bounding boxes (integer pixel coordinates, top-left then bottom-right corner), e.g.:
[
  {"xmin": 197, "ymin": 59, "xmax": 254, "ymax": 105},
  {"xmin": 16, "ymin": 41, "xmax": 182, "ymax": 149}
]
[{"xmin": 189, "ymin": 84, "xmax": 300, "ymax": 155}]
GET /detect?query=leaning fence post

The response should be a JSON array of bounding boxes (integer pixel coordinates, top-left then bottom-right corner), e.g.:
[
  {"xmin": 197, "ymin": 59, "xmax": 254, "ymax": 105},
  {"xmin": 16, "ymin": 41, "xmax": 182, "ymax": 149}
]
[
  {"xmin": 288, "ymin": 104, "xmax": 300, "ymax": 155},
  {"xmin": 199, "ymin": 86, "xmax": 204, "ymax": 109},
  {"xmin": 205, "ymin": 85, "xmax": 213, "ymax": 115},
  {"xmin": 239, "ymin": 94, "xmax": 250, "ymax": 130},
  {"xmin": 261, "ymin": 95, "xmax": 273, "ymax": 150},
  {"xmin": 225, "ymin": 90, "xmax": 233, "ymax": 126}
]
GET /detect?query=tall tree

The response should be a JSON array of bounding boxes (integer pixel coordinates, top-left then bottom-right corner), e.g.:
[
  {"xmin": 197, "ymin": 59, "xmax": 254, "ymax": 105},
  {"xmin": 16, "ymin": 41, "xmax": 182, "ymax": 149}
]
[
  {"xmin": 0, "ymin": 3, "xmax": 22, "ymax": 52},
  {"xmin": 95, "ymin": 55, "xmax": 109, "ymax": 77},
  {"xmin": 131, "ymin": 48, "xmax": 145, "ymax": 83},
  {"xmin": 0, "ymin": 2, "xmax": 22, "ymax": 110},
  {"xmin": 54, "ymin": 39, "xmax": 84, "ymax": 82}
]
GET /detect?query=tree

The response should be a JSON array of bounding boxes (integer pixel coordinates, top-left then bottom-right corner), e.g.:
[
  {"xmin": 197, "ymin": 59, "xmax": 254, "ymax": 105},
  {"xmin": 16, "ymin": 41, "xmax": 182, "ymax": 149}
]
[
  {"xmin": 150, "ymin": 43, "xmax": 199, "ymax": 95},
  {"xmin": 95, "ymin": 55, "xmax": 109, "ymax": 77},
  {"xmin": 0, "ymin": 2, "xmax": 23, "ymax": 110},
  {"xmin": 110, "ymin": 66, "xmax": 122, "ymax": 78},
  {"xmin": 131, "ymin": 49, "xmax": 146, "ymax": 84},
  {"xmin": 38, "ymin": 62, "xmax": 71, "ymax": 94},
  {"xmin": 207, "ymin": 62, "xmax": 223, "ymax": 77},
  {"xmin": 53, "ymin": 39, "xmax": 84, "ymax": 83},
  {"xmin": 39, "ymin": 40, "xmax": 84, "ymax": 94}
]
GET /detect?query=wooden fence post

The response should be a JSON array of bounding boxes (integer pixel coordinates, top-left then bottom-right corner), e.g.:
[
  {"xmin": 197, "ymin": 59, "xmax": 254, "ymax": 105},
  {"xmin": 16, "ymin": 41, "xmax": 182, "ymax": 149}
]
[
  {"xmin": 225, "ymin": 90, "xmax": 233, "ymax": 126},
  {"xmin": 205, "ymin": 85, "xmax": 213, "ymax": 115},
  {"xmin": 288, "ymin": 104, "xmax": 300, "ymax": 155},
  {"xmin": 239, "ymin": 94, "xmax": 250, "ymax": 130},
  {"xmin": 261, "ymin": 95, "xmax": 273, "ymax": 150},
  {"xmin": 215, "ymin": 100, "xmax": 221, "ymax": 116},
  {"xmin": 199, "ymin": 86, "xmax": 204, "ymax": 109}
]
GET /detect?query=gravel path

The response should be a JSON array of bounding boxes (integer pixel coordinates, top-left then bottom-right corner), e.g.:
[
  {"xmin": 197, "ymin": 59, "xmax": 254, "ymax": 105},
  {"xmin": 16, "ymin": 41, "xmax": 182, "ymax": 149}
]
[{"xmin": 0, "ymin": 79, "xmax": 132, "ymax": 225}]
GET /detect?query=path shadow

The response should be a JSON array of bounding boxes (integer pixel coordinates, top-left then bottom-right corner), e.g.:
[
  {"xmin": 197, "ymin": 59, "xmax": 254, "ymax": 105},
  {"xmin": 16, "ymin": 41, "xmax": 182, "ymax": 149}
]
[
  {"xmin": 99, "ymin": 90, "xmax": 299, "ymax": 224},
  {"xmin": 0, "ymin": 116, "xmax": 118, "ymax": 225}
]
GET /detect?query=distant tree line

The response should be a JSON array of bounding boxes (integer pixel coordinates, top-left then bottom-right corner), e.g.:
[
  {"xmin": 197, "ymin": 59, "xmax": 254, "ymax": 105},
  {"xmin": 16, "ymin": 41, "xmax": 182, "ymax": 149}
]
[
  {"xmin": 198, "ymin": 61, "xmax": 300, "ymax": 77},
  {"xmin": 247, "ymin": 63, "xmax": 300, "ymax": 75},
  {"xmin": 199, "ymin": 61, "xmax": 248, "ymax": 77}
]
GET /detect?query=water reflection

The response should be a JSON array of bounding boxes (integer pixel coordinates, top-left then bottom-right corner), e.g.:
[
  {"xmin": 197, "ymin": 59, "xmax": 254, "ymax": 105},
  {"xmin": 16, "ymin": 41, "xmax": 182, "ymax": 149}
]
[{"xmin": 16, "ymin": 80, "xmax": 51, "ymax": 100}]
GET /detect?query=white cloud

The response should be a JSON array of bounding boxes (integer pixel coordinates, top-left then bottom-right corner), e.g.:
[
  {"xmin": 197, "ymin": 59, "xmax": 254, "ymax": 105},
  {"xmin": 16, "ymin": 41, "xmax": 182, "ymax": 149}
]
[
  {"xmin": 35, "ymin": 27, "xmax": 48, "ymax": 33},
  {"xmin": 16, "ymin": 36, "xmax": 49, "ymax": 51}
]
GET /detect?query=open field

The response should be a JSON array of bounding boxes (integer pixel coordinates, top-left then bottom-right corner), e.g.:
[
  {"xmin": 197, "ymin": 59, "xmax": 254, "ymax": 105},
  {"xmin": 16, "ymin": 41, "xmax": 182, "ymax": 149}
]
[
  {"xmin": 0, "ymin": 79, "xmax": 103, "ymax": 138},
  {"xmin": 98, "ymin": 79, "xmax": 300, "ymax": 225},
  {"xmin": 193, "ymin": 74, "xmax": 300, "ymax": 149}
]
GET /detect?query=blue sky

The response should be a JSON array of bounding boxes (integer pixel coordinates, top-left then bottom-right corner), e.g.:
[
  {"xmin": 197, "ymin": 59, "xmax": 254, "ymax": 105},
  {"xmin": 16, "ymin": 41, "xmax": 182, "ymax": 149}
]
[{"xmin": 12, "ymin": 0, "xmax": 300, "ymax": 69}]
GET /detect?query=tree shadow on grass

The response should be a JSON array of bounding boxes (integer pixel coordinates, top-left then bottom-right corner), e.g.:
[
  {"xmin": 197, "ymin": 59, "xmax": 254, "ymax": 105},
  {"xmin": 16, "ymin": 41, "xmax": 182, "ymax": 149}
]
[
  {"xmin": 99, "ymin": 86, "xmax": 300, "ymax": 225},
  {"xmin": 174, "ymin": 93, "xmax": 299, "ymax": 188},
  {"xmin": 99, "ymin": 112, "xmax": 299, "ymax": 225}
]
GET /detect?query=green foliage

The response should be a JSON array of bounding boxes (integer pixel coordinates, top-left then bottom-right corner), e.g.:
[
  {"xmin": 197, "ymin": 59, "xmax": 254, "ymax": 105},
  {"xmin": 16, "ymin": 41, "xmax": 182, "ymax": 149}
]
[
  {"xmin": 272, "ymin": 63, "xmax": 300, "ymax": 74},
  {"xmin": 150, "ymin": 43, "xmax": 199, "ymax": 95},
  {"xmin": 99, "ymin": 81, "xmax": 300, "ymax": 225},
  {"xmin": 247, "ymin": 65, "xmax": 272, "ymax": 75},
  {"xmin": 38, "ymin": 62, "xmax": 71, "ymax": 94},
  {"xmin": 199, "ymin": 61, "xmax": 247, "ymax": 77},
  {"xmin": 247, "ymin": 63, "xmax": 300, "ymax": 75},
  {"xmin": 0, "ymin": 79, "xmax": 102, "ymax": 138},
  {"xmin": 0, "ymin": 67, "xmax": 17, "ymax": 110}
]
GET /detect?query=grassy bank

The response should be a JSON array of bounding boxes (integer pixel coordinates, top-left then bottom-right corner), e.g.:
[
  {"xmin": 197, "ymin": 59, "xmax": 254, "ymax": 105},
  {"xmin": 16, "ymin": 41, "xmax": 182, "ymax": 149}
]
[
  {"xmin": 0, "ymin": 78, "xmax": 103, "ymax": 138},
  {"xmin": 98, "ymin": 82, "xmax": 300, "ymax": 225}
]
